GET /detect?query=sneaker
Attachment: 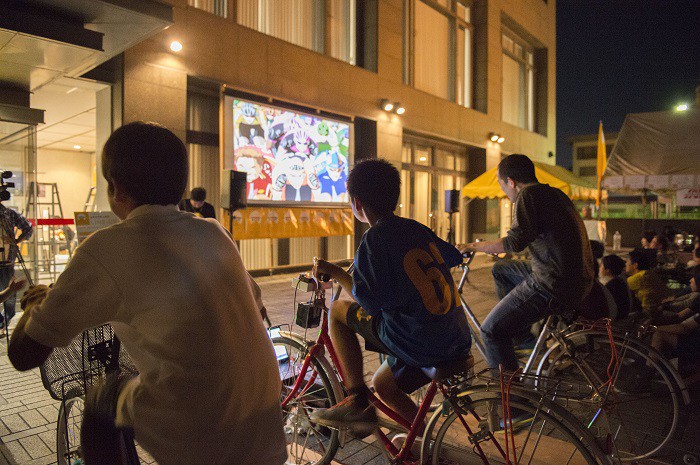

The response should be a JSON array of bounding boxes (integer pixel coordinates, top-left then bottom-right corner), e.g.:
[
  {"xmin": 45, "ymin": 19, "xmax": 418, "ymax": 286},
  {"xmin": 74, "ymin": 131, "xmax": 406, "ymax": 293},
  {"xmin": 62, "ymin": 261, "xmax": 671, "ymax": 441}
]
[{"xmin": 308, "ymin": 394, "xmax": 378, "ymax": 438}]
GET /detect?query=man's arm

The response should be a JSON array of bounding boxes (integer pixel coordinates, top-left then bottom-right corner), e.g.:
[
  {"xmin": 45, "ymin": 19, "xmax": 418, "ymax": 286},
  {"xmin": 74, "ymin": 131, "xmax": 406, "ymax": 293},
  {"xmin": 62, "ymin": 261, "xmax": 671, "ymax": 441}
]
[{"xmin": 459, "ymin": 238, "xmax": 506, "ymax": 255}]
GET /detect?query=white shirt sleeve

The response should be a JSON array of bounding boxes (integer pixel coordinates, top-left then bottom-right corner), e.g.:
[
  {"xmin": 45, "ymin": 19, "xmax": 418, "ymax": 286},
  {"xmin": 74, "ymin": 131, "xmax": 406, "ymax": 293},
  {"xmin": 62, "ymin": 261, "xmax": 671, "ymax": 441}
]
[{"xmin": 24, "ymin": 247, "xmax": 121, "ymax": 347}]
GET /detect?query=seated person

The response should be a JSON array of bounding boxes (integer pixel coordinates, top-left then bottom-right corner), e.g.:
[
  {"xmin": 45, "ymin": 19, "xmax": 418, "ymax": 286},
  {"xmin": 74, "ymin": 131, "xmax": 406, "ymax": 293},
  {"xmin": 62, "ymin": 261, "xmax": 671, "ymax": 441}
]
[
  {"xmin": 8, "ymin": 122, "xmax": 287, "ymax": 465},
  {"xmin": 462, "ymin": 154, "xmax": 594, "ymax": 373},
  {"xmin": 311, "ymin": 159, "xmax": 471, "ymax": 435},
  {"xmin": 641, "ymin": 230, "xmax": 656, "ymax": 249},
  {"xmin": 600, "ymin": 254, "xmax": 632, "ymax": 321},
  {"xmin": 626, "ymin": 248, "xmax": 672, "ymax": 320},
  {"xmin": 650, "ymin": 265, "xmax": 700, "ymax": 376},
  {"xmin": 687, "ymin": 246, "xmax": 700, "ymax": 269},
  {"xmin": 650, "ymin": 234, "xmax": 679, "ymax": 269},
  {"xmin": 178, "ymin": 187, "xmax": 216, "ymax": 219}
]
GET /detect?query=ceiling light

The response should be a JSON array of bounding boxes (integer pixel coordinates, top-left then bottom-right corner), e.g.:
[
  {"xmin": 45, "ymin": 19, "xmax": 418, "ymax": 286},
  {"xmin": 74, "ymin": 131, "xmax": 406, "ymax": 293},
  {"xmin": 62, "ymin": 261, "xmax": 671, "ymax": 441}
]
[
  {"xmin": 675, "ymin": 103, "xmax": 689, "ymax": 112},
  {"xmin": 419, "ymin": 156, "xmax": 427, "ymax": 162},
  {"xmin": 73, "ymin": 145, "xmax": 81, "ymax": 149},
  {"xmin": 380, "ymin": 99, "xmax": 394, "ymax": 112},
  {"xmin": 170, "ymin": 41, "xmax": 183, "ymax": 52},
  {"xmin": 497, "ymin": 136, "xmax": 505, "ymax": 144},
  {"xmin": 489, "ymin": 132, "xmax": 499, "ymax": 142},
  {"xmin": 395, "ymin": 104, "xmax": 405, "ymax": 115}
]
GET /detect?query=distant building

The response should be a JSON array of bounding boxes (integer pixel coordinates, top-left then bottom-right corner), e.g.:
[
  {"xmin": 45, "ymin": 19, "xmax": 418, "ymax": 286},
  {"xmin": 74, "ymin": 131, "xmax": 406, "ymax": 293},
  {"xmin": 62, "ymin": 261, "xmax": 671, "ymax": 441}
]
[{"xmin": 569, "ymin": 132, "xmax": 618, "ymax": 182}]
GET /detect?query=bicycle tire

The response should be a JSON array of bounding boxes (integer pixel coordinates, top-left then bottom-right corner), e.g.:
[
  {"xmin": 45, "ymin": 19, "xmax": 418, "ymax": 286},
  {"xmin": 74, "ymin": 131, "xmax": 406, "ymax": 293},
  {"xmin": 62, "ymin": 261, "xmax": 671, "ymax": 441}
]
[
  {"xmin": 431, "ymin": 390, "xmax": 602, "ymax": 465},
  {"xmin": 57, "ymin": 396, "xmax": 84, "ymax": 465},
  {"xmin": 273, "ymin": 335, "xmax": 340, "ymax": 465},
  {"xmin": 538, "ymin": 331, "xmax": 679, "ymax": 461}
]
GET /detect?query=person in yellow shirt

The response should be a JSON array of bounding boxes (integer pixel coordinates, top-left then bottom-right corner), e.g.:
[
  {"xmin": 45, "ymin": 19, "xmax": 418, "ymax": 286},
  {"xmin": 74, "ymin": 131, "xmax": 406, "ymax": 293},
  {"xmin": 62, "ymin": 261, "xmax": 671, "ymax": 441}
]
[{"xmin": 626, "ymin": 248, "xmax": 671, "ymax": 320}]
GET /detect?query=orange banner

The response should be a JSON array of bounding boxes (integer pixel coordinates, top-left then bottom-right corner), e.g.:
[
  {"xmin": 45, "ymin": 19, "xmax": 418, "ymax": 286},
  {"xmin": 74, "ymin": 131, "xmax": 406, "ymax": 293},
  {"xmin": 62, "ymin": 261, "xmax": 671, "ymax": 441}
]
[{"xmin": 226, "ymin": 207, "xmax": 354, "ymax": 240}]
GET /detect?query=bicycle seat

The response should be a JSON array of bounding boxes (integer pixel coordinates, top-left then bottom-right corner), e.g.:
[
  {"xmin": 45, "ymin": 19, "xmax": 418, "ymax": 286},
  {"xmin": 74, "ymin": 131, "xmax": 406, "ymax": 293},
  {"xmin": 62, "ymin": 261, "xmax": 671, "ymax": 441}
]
[{"xmin": 421, "ymin": 355, "xmax": 474, "ymax": 381}]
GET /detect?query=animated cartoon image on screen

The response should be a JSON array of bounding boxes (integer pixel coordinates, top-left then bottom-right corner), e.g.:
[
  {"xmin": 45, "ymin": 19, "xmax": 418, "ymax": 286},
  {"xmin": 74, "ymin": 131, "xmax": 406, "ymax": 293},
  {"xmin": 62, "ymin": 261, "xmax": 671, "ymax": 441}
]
[{"xmin": 232, "ymin": 99, "xmax": 350, "ymax": 203}]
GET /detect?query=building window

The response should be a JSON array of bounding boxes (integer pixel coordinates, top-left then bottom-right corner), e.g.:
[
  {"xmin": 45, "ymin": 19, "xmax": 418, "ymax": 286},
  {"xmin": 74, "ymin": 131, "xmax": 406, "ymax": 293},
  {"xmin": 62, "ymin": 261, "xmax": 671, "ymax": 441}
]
[
  {"xmin": 401, "ymin": 137, "xmax": 469, "ymax": 243},
  {"xmin": 237, "ymin": 0, "xmax": 356, "ymax": 65},
  {"xmin": 576, "ymin": 146, "xmax": 597, "ymax": 160},
  {"xmin": 189, "ymin": 0, "xmax": 228, "ymax": 17},
  {"xmin": 328, "ymin": 0, "xmax": 356, "ymax": 64},
  {"xmin": 579, "ymin": 166, "xmax": 597, "ymax": 177},
  {"xmin": 501, "ymin": 27, "xmax": 535, "ymax": 131},
  {"xmin": 404, "ymin": 0, "xmax": 473, "ymax": 107}
]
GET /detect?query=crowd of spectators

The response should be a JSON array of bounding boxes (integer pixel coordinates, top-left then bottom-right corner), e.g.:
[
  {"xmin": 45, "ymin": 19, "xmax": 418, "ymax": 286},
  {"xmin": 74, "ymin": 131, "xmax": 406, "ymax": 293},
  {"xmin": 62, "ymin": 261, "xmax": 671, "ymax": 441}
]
[{"xmin": 596, "ymin": 230, "xmax": 700, "ymax": 378}]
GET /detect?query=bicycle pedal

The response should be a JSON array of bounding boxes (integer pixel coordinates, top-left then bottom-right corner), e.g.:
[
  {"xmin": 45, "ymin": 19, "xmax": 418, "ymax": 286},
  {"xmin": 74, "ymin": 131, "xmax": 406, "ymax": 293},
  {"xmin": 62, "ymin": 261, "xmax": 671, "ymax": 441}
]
[{"xmin": 468, "ymin": 421, "xmax": 491, "ymax": 445}]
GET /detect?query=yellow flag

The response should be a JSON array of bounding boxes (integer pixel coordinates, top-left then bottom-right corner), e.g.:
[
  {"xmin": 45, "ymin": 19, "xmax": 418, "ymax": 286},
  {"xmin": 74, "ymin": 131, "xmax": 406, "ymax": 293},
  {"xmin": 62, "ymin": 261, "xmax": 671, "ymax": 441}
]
[{"xmin": 596, "ymin": 121, "xmax": 606, "ymax": 207}]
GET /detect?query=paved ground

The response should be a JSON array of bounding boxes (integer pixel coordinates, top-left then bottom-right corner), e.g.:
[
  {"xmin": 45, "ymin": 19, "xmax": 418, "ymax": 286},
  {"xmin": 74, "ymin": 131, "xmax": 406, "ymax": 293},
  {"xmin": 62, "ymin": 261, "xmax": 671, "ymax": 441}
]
[{"xmin": 1, "ymin": 255, "xmax": 699, "ymax": 464}]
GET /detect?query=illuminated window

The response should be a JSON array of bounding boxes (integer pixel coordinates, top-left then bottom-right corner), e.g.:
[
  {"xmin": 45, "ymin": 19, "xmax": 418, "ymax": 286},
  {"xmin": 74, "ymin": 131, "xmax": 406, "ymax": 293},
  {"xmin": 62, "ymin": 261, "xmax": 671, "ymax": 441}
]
[
  {"xmin": 404, "ymin": 0, "xmax": 473, "ymax": 107},
  {"xmin": 501, "ymin": 27, "xmax": 536, "ymax": 131}
]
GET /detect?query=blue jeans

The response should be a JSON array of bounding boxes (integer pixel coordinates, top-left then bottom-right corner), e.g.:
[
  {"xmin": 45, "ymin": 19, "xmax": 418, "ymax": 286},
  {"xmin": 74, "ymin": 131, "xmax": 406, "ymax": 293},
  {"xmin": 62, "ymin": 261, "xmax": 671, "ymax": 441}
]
[
  {"xmin": 491, "ymin": 259, "xmax": 532, "ymax": 299},
  {"xmin": 0, "ymin": 265, "xmax": 16, "ymax": 328},
  {"xmin": 481, "ymin": 275, "xmax": 552, "ymax": 371}
]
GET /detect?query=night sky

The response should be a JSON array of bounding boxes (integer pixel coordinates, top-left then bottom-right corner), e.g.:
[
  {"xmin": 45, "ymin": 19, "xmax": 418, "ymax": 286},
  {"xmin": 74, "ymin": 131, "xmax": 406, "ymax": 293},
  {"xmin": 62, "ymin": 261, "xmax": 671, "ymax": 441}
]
[{"xmin": 556, "ymin": 1, "xmax": 700, "ymax": 169}]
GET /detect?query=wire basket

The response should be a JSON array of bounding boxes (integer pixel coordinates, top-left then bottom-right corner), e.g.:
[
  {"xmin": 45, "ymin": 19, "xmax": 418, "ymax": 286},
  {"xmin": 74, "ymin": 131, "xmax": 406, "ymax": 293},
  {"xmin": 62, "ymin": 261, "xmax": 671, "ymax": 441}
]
[{"xmin": 40, "ymin": 324, "xmax": 138, "ymax": 401}]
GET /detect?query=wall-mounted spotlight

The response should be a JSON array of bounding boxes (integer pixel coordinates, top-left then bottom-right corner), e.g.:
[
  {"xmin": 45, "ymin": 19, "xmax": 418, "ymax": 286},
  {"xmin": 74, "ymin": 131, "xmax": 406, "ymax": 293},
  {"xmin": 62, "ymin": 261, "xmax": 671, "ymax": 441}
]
[
  {"xmin": 380, "ymin": 99, "xmax": 405, "ymax": 115},
  {"xmin": 488, "ymin": 132, "xmax": 505, "ymax": 144},
  {"xmin": 170, "ymin": 40, "xmax": 183, "ymax": 52}
]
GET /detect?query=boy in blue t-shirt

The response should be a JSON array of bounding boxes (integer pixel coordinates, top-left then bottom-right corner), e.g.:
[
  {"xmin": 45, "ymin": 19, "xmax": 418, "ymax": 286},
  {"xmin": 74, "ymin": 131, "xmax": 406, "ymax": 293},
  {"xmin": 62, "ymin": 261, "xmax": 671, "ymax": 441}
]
[{"xmin": 311, "ymin": 159, "xmax": 471, "ymax": 435}]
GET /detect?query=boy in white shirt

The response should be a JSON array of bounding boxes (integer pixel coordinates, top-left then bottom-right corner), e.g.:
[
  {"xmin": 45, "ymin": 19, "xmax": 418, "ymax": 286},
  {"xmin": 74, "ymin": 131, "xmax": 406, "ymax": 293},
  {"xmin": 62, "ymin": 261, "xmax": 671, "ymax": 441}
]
[{"xmin": 8, "ymin": 122, "xmax": 287, "ymax": 465}]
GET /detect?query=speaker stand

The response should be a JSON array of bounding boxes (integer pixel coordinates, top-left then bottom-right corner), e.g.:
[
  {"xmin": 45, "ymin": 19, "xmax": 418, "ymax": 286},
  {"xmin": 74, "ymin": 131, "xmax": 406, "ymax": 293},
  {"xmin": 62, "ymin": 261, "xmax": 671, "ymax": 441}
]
[{"xmin": 446, "ymin": 211, "xmax": 455, "ymax": 245}]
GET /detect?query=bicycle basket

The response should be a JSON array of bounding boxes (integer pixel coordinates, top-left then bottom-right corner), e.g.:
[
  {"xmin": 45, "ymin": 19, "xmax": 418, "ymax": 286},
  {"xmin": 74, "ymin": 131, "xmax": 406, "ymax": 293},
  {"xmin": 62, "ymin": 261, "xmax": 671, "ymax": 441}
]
[{"xmin": 40, "ymin": 324, "xmax": 139, "ymax": 401}]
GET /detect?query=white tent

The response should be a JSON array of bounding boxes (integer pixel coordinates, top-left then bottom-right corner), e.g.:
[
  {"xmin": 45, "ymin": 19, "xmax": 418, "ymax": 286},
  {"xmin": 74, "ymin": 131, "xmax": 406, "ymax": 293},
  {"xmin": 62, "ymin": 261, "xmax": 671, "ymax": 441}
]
[{"xmin": 602, "ymin": 108, "xmax": 700, "ymax": 192}]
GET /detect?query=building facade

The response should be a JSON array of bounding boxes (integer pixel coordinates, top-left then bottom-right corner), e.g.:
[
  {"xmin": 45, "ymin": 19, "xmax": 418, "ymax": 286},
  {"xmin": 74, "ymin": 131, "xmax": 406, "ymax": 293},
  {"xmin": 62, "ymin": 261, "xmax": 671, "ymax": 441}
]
[
  {"xmin": 1, "ymin": 0, "xmax": 557, "ymax": 275},
  {"xmin": 570, "ymin": 131, "xmax": 617, "ymax": 182}
]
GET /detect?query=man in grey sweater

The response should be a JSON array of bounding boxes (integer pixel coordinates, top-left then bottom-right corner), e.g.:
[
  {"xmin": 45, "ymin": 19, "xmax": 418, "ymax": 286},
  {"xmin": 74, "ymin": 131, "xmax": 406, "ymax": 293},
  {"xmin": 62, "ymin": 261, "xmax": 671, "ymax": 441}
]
[{"xmin": 461, "ymin": 154, "xmax": 594, "ymax": 371}]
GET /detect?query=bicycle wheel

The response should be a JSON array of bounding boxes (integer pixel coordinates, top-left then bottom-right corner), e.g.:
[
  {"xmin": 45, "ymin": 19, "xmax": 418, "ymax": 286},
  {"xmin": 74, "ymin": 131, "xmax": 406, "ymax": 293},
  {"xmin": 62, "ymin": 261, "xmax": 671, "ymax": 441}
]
[
  {"xmin": 273, "ymin": 335, "xmax": 340, "ymax": 465},
  {"xmin": 57, "ymin": 396, "xmax": 84, "ymax": 465},
  {"xmin": 539, "ymin": 331, "xmax": 679, "ymax": 461},
  {"xmin": 431, "ymin": 389, "xmax": 602, "ymax": 465}
]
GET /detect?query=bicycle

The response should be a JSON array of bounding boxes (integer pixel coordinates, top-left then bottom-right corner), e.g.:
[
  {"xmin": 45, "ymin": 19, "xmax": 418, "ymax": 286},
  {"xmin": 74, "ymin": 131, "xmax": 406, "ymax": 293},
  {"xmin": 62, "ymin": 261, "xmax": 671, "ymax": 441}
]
[
  {"xmin": 271, "ymin": 264, "xmax": 610, "ymax": 465},
  {"xmin": 455, "ymin": 252, "xmax": 690, "ymax": 462},
  {"xmin": 40, "ymin": 324, "xmax": 146, "ymax": 465}
]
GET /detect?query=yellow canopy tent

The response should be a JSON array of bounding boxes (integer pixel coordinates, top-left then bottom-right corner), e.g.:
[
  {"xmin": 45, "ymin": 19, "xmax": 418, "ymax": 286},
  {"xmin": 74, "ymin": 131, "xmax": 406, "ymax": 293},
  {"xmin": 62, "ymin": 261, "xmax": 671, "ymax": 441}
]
[{"xmin": 461, "ymin": 161, "xmax": 607, "ymax": 201}]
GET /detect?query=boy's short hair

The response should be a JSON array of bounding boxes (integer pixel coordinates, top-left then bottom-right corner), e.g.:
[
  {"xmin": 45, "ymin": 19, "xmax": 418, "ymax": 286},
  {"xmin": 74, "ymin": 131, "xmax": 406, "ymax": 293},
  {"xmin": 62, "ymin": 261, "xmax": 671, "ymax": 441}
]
[
  {"xmin": 102, "ymin": 122, "xmax": 188, "ymax": 206},
  {"xmin": 191, "ymin": 187, "xmax": 207, "ymax": 202},
  {"xmin": 347, "ymin": 159, "xmax": 400, "ymax": 215},
  {"xmin": 628, "ymin": 248, "xmax": 657, "ymax": 271},
  {"xmin": 694, "ymin": 247, "xmax": 700, "ymax": 259},
  {"xmin": 497, "ymin": 154, "xmax": 538, "ymax": 184},
  {"xmin": 694, "ymin": 265, "xmax": 700, "ymax": 284},
  {"xmin": 602, "ymin": 254, "xmax": 625, "ymax": 276}
]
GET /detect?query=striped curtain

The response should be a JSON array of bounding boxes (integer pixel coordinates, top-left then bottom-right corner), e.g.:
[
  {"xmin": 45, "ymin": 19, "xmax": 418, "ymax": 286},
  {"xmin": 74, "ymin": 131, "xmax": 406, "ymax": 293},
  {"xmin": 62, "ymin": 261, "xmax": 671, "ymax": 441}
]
[
  {"xmin": 237, "ymin": 0, "xmax": 323, "ymax": 53},
  {"xmin": 187, "ymin": 144, "xmax": 220, "ymax": 210},
  {"xmin": 188, "ymin": 0, "xmax": 228, "ymax": 18}
]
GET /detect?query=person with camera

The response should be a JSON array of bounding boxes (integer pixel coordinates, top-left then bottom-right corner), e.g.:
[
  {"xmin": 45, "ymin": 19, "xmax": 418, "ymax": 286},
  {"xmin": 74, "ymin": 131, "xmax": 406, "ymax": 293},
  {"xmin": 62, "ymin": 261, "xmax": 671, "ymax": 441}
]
[{"xmin": 0, "ymin": 194, "xmax": 33, "ymax": 336}]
